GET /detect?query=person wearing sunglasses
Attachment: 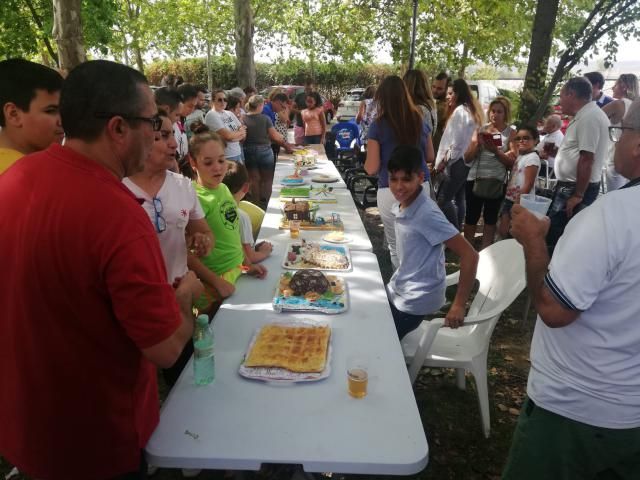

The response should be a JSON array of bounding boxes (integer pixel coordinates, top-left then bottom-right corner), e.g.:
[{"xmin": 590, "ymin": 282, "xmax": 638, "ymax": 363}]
[
  {"xmin": 0, "ymin": 60, "xmax": 204, "ymax": 480},
  {"xmin": 204, "ymin": 88, "xmax": 246, "ymax": 163},
  {"xmin": 123, "ymin": 109, "xmax": 213, "ymax": 301},
  {"xmin": 502, "ymin": 99, "xmax": 640, "ymax": 480},
  {"xmin": 497, "ymin": 125, "xmax": 541, "ymax": 238}
]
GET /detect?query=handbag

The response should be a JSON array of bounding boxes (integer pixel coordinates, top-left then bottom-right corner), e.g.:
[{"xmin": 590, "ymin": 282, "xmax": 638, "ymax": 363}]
[
  {"xmin": 472, "ymin": 136, "xmax": 506, "ymax": 200},
  {"xmin": 473, "ymin": 177, "xmax": 504, "ymax": 199}
]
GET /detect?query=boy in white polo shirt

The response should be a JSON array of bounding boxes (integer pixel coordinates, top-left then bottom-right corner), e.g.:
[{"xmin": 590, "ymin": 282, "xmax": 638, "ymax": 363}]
[{"xmin": 385, "ymin": 145, "xmax": 478, "ymax": 339}]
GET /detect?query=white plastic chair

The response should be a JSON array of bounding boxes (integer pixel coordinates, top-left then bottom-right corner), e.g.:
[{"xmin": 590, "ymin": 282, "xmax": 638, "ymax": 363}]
[{"xmin": 401, "ymin": 239, "xmax": 526, "ymax": 438}]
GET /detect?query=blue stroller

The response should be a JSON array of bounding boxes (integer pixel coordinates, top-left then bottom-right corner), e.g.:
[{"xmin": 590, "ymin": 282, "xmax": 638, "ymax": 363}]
[{"xmin": 330, "ymin": 121, "xmax": 360, "ymax": 171}]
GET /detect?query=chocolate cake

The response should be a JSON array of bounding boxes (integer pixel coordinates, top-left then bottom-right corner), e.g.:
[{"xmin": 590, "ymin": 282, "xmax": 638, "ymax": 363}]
[
  {"xmin": 289, "ymin": 269, "xmax": 330, "ymax": 296},
  {"xmin": 284, "ymin": 201, "xmax": 310, "ymax": 221}
]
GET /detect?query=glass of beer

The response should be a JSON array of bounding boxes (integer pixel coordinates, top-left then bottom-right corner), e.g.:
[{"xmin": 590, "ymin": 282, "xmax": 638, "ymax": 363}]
[
  {"xmin": 289, "ymin": 220, "xmax": 301, "ymax": 239},
  {"xmin": 347, "ymin": 355, "xmax": 368, "ymax": 398},
  {"xmin": 543, "ymin": 142, "xmax": 557, "ymax": 156}
]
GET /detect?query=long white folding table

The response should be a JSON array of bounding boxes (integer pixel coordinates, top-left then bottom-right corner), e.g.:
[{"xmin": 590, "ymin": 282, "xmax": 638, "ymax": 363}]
[
  {"xmin": 145, "ymin": 145, "xmax": 428, "ymax": 475},
  {"xmin": 269, "ymin": 147, "xmax": 372, "ymax": 252}
]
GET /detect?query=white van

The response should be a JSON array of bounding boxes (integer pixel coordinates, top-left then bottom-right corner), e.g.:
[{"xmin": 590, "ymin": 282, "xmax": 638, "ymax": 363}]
[
  {"xmin": 336, "ymin": 88, "xmax": 365, "ymax": 122},
  {"xmin": 467, "ymin": 81, "xmax": 500, "ymax": 112}
]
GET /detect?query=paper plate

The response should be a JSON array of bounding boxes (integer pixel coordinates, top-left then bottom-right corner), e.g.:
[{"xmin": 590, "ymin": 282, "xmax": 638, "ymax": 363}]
[
  {"xmin": 311, "ymin": 175, "xmax": 339, "ymax": 183},
  {"xmin": 323, "ymin": 232, "xmax": 353, "ymax": 244}
]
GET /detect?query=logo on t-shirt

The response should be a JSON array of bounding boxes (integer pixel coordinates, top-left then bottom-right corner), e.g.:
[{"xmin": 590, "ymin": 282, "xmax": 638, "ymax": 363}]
[
  {"xmin": 180, "ymin": 208, "xmax": 188, "ymax": 217},
  {"xmin": 219, "ymin": 200, "xmax": 238, "ymax": 230}
]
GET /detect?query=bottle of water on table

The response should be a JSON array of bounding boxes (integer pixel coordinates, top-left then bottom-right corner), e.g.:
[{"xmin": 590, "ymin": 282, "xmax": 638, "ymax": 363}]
[{"xmin": 193, "ymin": 314, "xmax": 214, "ymax": 385}]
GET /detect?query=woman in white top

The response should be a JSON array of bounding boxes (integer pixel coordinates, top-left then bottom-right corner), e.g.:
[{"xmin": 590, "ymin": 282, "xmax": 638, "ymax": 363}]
[
  {"xmin": 434, "ymin": 78, "xmax": 484, "ymax": 229},
  {"xmin": 123, "ymin": 111, "xmax": 213, "ymax": 287},
  {"xmin": 204, "ymin": 89, "xmax": 247, "ymax": 163},
  {"xmin": 603, "ymin": 73, "xmax": 638, "ymax": 191}
]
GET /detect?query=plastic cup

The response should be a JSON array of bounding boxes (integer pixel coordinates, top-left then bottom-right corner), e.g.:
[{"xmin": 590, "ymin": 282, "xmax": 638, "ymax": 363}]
[
  {"xmin": 520, "ymin": 193, "xmax": 551, "ymax": 218},
  {"xmin": 347, "ymin": 355, "xmax": 368, "ymax": 398},
  {"xmin": 289, "ymin": 220, "xmax": 301, "ymax": 239}
]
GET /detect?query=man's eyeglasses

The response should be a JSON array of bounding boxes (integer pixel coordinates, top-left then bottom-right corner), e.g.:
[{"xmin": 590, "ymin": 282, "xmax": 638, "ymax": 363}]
[
  {"xmin": 215, "ymin": 98, "xmax": 227, "ymax": 103},
  {"xmin": 94, "ymin": 112, "xmax": 162, "ymax": 131},
  {"xmin": 609, "ymin": 125, "xmax": 638, "ymax": 142},
  {"xmin": 514, "ymin": 136, "xmax": 533, "ymax": 142},
  {"xmin": 151, "ymin": 197, "xmax": 166, "ymax": 233}
]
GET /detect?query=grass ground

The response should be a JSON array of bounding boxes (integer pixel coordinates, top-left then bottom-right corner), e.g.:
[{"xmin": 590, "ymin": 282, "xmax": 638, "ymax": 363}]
[{"xmin": 0, "ymin": 205, "xmax": 535, "ymax": 480}]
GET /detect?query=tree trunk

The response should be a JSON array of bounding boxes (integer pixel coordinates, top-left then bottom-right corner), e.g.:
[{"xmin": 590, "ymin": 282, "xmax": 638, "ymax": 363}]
[
  {"xmin": 206, "ymin": 41, "xmax": 213, "ymax": 92},
  {"xmin": 457, "ymin": 43, "xmax": 469, "ymax": 79},
  {"xmin": 234, "ymin": 0, "xmax": 256, "ymax": 88},
  {"xmin": 25, "ymin": 0, "xmax": 59, "ymax": 66},
  {"xmin": 52, "ymin": 0, "xmax": 86, "ymax": 71},
  {"xmin": 133, "ymin": 44, "xmax": 145, "ymax": 73},
  {"xmin": 518, "ymin": 0, "xmax": 560, "ymax": 125}
]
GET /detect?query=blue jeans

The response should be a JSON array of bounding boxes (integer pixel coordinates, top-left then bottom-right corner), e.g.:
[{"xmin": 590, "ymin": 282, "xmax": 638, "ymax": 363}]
[
  {"xmin": 546, "ymin": 181, "xmax": 600, "ymax": 255},
  {"xmin": 243, "ymin": 144, "xmax": 274, "ymax": 171},
  {"xmin": 436, "ymin": 159, "xmax": 470, "ymax": 229},
  {"xmin": 390, "ymin": 301, "xmax": 425, "ymax": 340}
]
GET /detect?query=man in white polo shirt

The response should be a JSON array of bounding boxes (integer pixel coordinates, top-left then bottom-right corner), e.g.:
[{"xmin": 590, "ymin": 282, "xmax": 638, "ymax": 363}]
[
  {"xmin": 502, "ymin": 99, "xmax": 640, "ymax": 479},
  {"xmin": 546, "ymin": 77, "xmax": 609, "ymax": 253}
]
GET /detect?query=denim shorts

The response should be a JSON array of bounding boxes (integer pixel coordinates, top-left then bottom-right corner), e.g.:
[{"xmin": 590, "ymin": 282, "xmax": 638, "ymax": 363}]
[
  {"xmin": 243, "ymin": 144, "xmax": 274, "ymax": 171},
  {"xmin": 304, "ymin": 135, "xmax": 322, "ymax": 144}
]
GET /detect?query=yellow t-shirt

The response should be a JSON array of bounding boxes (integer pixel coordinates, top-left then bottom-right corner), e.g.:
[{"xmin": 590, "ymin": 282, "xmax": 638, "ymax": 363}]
[{"xmin": 0, "ymin": 148, "xmax": 23, "ymax": 174}]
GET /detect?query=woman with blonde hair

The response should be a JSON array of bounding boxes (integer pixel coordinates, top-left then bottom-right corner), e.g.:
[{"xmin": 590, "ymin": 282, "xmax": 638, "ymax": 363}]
[
  {"xmin": 463, "ymin": 96, "xmax": 516, "ymax": 248},
  {"xmin": 603, "ymin": 73, "xmax": 638, "ymax": 191},
  {"xmin": 364, "ymin": 75, "xmax": 435, "ymax": 269},
  {"xmin": 434, "ymin": 78, "xmax": 484, "ymax": 229}
]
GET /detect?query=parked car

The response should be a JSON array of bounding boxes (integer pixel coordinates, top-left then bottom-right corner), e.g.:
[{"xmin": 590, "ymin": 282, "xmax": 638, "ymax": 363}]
[
  {"xmin": 467, "ymin": 81, "xmax": 500, "ymax": 113},
  {"xmin": 260, "ymin": 85, "xmax": 335, "ymax": 123},
  {"xmin": 336, "ymin": 88, "xmax": 365, "ymax": 122}
]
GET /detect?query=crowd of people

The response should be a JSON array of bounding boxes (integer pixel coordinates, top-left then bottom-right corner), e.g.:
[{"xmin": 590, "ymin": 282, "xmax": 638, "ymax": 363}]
[{"xmin": 0, "ymin": 56, "xmax": 639, "ymax": 480}]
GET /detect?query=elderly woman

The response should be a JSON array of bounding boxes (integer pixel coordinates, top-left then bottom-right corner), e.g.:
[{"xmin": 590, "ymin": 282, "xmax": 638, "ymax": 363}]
[
  {"xmin": 243, "ymin": 95, "xmax": 291, "ymax": 204},
  {"xmin": 603, "ymin": 73, "xmax": 638, "ymax": 191},
  {"xmin": 463, "ymin": 96, "xmax": 516, "ymax": 249},
  {"xmin": 204, "ymin": 88, "xmax": 246, "ymax": 163}
]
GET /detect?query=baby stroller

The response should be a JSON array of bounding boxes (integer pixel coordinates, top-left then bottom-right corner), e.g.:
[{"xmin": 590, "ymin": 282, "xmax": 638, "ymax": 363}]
[{"xmin": 330, "ymin": 121, "xmax": 360, "ymax": 171}]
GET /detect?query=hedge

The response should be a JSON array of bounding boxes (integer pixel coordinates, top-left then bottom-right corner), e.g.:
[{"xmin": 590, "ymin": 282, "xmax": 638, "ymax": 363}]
[{"xmin": 145, "ymin": 57, "xmax": 400, "ymax": 105}]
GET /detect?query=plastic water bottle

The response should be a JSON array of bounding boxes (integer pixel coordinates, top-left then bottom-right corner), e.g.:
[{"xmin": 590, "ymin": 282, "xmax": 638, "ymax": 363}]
[{"xmin": 193, "ymin": 314, "xmax": 214, "ymax": 385}]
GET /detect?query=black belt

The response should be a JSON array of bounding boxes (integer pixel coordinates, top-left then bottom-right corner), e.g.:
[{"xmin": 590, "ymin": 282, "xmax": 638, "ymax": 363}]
[{"xmin": 556, "ymin": 181, "xmax": 600, "ymax": 187}]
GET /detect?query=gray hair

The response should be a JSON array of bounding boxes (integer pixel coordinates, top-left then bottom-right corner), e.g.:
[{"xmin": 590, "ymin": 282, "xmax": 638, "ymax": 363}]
[
  {"xmin": 623, "ymin": 98, "xmax": 640, "ymax": 129},
  {"xmin": 229, "ymin": 87, "xmax": 245, "ymax": 99},
  {"xmin": 564, "ymin": 77, "xmax": 593, "ymax": 101},
  {"xmin": 245, "ymin": 94, "xmax": 264, "ymax": 112},
  {"xmin": 546, "ymin": 114, "xmax": 562, "ymax": 128}
]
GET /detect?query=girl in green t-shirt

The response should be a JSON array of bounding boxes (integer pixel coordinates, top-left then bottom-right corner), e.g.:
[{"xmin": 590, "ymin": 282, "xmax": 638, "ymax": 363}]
[{"xmin": 188, "ymin": 131, "xmax": 267, "ymax": 311}]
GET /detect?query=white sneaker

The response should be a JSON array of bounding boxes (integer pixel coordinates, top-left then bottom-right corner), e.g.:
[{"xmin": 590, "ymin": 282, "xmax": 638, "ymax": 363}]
[{"xmin": 182, "ymin": 469, "xmax": 202, "ymax": 478}]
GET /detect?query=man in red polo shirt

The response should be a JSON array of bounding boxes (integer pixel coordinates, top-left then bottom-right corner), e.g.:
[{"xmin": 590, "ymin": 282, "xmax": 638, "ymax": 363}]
[{"xmin": 0, "ymin": 60, "xmax": 202, "ymax": 480}]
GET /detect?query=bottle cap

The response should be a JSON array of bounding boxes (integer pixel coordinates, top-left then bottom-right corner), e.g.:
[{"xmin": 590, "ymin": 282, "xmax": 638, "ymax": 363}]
[{"xmin": 196, "ymin": 314, "xmax": 209, "ymax": 326}]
